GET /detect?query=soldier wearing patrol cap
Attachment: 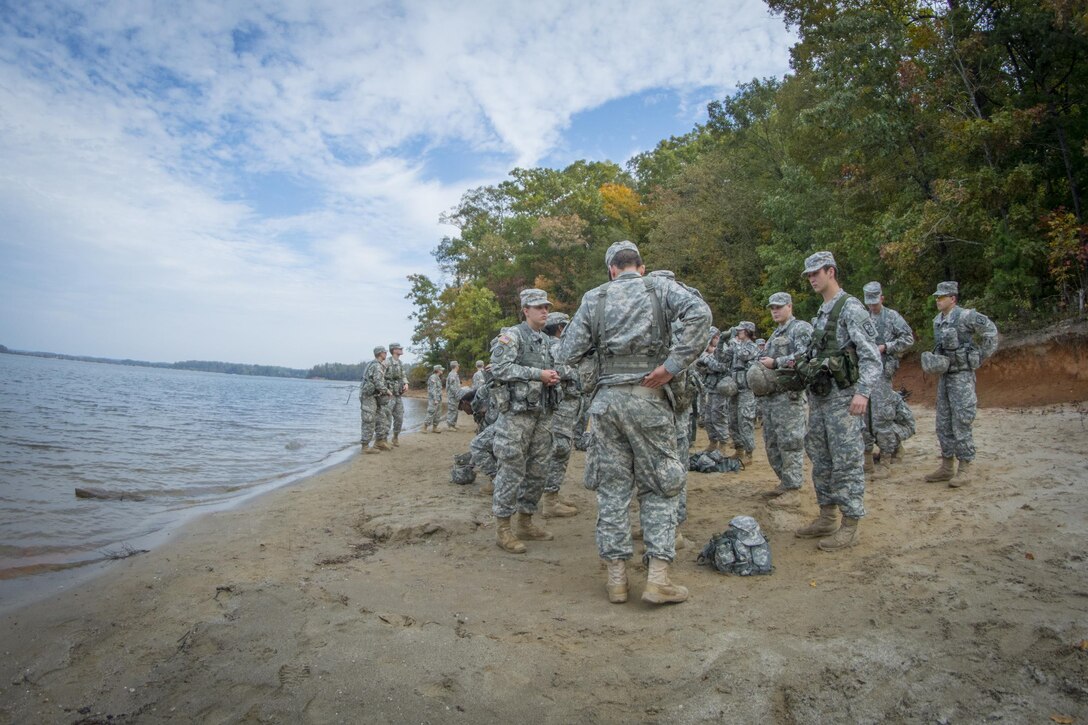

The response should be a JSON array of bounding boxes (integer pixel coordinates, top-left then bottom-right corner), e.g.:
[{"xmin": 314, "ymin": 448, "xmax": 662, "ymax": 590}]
[
  {"xmin": 923, "ymin": 281, "xmax": 998, "ymax": 487},
  {"xmin": 860, "ymin": 282, "xmax": 914, "ymax": 477},
  {"xmin": 727, "ymin": 320, "xmax": 760, "ymax": 464},
  {"xmin": 360, "ymin": 346, "xmax": 393, "ymax": 454},
  {"xmin": 489, "ymin": 288, "xmax": 562, "ymax": 553},
  {"xmin": 445, "ymin": 360, "xmax": 463, "ymax": 429},
  {"xmin": 424, "ymin": 364, "xmax": 445, "ymax": 433},
  {"xmin": 795, "ymin": 251, "xmax": 882, "ymax": 551},
  {"xmin": 558, "ymin": 240, "xmax": 711, "ymax": 605},
  {"xmin": 757, "ymin": 292, "xmax": 813, "ymax": 508},
  {"xmin": 383, "ymin": 342, "xmax": 409, "ymax": 446},
  {"xmin": 542, "ymin": 310, "xmax": 581, "ymax": 518}
]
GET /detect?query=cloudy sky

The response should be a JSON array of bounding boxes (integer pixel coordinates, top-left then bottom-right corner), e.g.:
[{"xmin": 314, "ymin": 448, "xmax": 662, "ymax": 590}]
[{"xmin": 0, "ymin": 1, "xmax": 793, "ymax": 368}]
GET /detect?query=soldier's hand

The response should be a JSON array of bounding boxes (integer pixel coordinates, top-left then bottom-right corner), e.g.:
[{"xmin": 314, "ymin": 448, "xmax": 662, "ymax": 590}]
[
  {"xmin": 541, "ymin": 369, "xmax": 561, "ymax": 386},
  {"xmin": 401, "ymin": 383, "xmax": 409, "ymax": 394},
  {"xmin": 878, "ymin": 344, "xmax": 887, "ymax": 354},
  {"xmin": 848, "ymin": 393, "xmax": 869, "ymax": 416},
  {"xmin": 641, "ymin": 365, "xmax": 674, "ymax": 389},
  {"xmin": 759, "ymin": 356, "xmax": 775, "ymax": 369}
]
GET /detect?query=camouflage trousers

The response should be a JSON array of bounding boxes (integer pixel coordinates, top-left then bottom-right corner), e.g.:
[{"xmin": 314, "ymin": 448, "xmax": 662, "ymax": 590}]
[
  {"xmin": 446, "ymin": 390, "xmax": 461, "ymax": 427},
  {"xmin": 360, "ymin": 395, "xmax": 392, "ymax": 444},
  {"xmin": 936, "ymin": 371, "xmax": 977, "ymax": 461},
  {"xmin": 762, "ymin": 390, "xmax": 807, "ymax": 490},
  {"xmin": 728, "ymin": 389, "xmax": 756, "ymax": 453},
  {"xmin": 389, "ymin": 394, "xmax": 404, "ymax": 437},
  {"xmin": 424, "ymin": 397, "xmax": 442, "ymax": 428},
  {"xmin": 491, "ymin": 408, "xmax": 553, "ymax": 518},
  {"xmin": 545, "ymin": 396, "xmax": 581, "ymax": 493},
  {"xmin": 469, "ymin": 424, "xmax": 498, "ymax": 479},
  {"xmin": 804, "ymin": 386, "xmax": 866, "ymax": 519},
  {"xmin": 704, "ymin": 391, "xmax": 731, "ymax": 443},
  {"xmin": 863, "ymin": 373, "xmax": 900, "ymax": 456},
  {"xmin": 674, "ymin": 408, "xmax": 691, "ymax": 526},
  {"xmin": 586, "ymin": 386, "xmax": 683, "ymax": 563}
]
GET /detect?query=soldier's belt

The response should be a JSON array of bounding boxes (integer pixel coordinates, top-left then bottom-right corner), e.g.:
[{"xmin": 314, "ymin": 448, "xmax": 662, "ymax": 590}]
[
  {"xmin": 607, "ymin": 383, "xmax": 666, "ymax": 399},
  {"xmin": 599, "ymin": 355, "xmax": 664, "ymax": 376}
]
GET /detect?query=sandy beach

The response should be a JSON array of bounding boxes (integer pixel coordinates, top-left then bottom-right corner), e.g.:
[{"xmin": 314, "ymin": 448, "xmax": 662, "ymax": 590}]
[{"xmin": 2, "ymin": 390, "xmax": 1087, "ymax": 723}]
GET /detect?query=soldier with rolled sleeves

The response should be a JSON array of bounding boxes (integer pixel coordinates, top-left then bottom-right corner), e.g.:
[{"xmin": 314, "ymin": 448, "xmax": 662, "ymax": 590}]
[
  {"xmin": 758, "ymin": 292, "xmax": 813, "ymax": 508},
  {"xmin": 695, "ymin": 326, "xmax": 732, "ymax": 453},
  {"xmin": 383, "ymin": 343, "xmax": 409, "ymax": 446},
  {"xmin": 923, "ymin": 281, "xmax": 999, "ymax": 488},
  {"xmin": 557, "ymin": 241, "xmax": 711, "ymax": 605},
  {"xmin": 445, "ymin": 361, "xmax": 463, "ymax": 429},
  {"xmin": 542, "ymin": 311, "xmax": 581, "ymax": 518},
  {"xmin": 861, "ymin": 282, "xmax": 915, "ymax": 477},
  {"xmin": 490, "ymin": 288, "xmax": 562, "ymax": 554},
  {"xmin": 727, "ymin": 321, "xmax": 760, "ymax": 465},
  {"xmin": 794, "ymin": 251, "xmax": 881, "ymax": 551},
  {"xmin": 360, "ymin": 346, "xmax": 393, "ymax": 454},
  {"xmin": 424, "ymin": 365, "xmax": 444, "ymax": 433}
]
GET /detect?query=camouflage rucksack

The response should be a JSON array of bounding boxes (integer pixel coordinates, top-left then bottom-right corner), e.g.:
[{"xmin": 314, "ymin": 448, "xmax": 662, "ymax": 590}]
[
  {"xmin": 697, "ymin": 515, "xmax": 773, "ymax": 576},
  {"xmin": 688, "ymin": 450, "xmax": 743, "ymax": 474},
  {"xmin": 450, "ymin": 452, "xmax": 476, "ymax": 485}
]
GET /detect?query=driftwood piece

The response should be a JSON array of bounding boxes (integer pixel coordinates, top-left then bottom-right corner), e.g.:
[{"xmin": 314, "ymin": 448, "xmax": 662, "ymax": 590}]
[{"xmin": 74, "ymin": 487, "xmax": 147, "ymax": 502}]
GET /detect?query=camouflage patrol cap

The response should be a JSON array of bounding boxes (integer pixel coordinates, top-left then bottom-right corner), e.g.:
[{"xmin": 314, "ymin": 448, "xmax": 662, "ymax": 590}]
[
  {"xmin": 648, "ymin": 269, "xmax": 675, "ymax": 279},
  {"xmin": 756, "ymin": 338, "xmax": 766, "ymax": 346},
  {"xmin": 373, "ymin": 345, "xmax": 387, "ymax": 356},
  {"xmin": 449, "ymin": 360, "xmax": 459, "ymax": 368},
  {"xmin": 738, "ymin": 321, "xmax": 757, "ymax": 334},
  {"xmin": 388, "ymin": 342, "xmax": 403, "ymax": 351},
  {"xmin": 605, "ymin": 240, "xmax": 640, "ymax": 268},
  {"xmin": 546, "ymin": 311, "xmax": 570, "ymax": 326},
  {"xmin": 433, "ymin": 364, "xmax": 444, "ymax": 372},
  {"xmin": 475, "ymin": 360, "xmax": 485, "ymax": 368},
  {"xmin": 768, "ymin": 292, "xmax": 792, "ymax": 307},
  {"xmin": 520, "ymin": 288, "xmax": 551, "ymax": 308},
  {"xmin": 708, "ymin": 326, "xmax": 720, "ymax": 339},
  {"xmin": 802, "ymin": 250, "xmax": 837, "ymax": 275},
  {"xmin": 863, "ymin": 282, "xmax": 883, "ymax": 304},
  {"xmin": 932, "ymin": 281, "xmax": 959, "ymax": 297}
]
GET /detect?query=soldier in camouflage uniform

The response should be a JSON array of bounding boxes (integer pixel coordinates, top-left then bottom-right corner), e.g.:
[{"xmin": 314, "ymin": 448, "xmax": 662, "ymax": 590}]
[
  {"xmin": 360, "ymin": 346, "xmax": 393, "ymax": 454},
  {"xmin": 757, "ymin": 292, "xmax": 813, "ymax": 508},
  {"xmin": 424, "ymin": 365, "xmax": 444, "ymax": 433},
  {"xmin": 472, "ymin": 360, "xmax": 486, "ymax": 390},
  {"xmin": 383, "ymin": 343, "xmax": 409, "ymax": 446},
  {"xmin": 445, "ymin": 361, "xmax": 462, "ymax": 429},
  {"xmin": 861, "ymin": 282, "xmax": 915, "ymax": 478},
  {"xmin": 558, "ymin": 241, "xmax": 711, "ymax": 606},
  {"xmin": 695, "ymin": 327, "xmax": 731, "ymax": 453},
  {"xmin": 541, "ymin": 312, "xmax": 581, "ymax": 518},
  {"xmin": 490, "ymin": 288, "xmax": 562, "ymax": 554},
  {"xmin": 795, "ymin": 252, "xmax": 882, "ymax": 551},
  {"xmin": 727, "ymin": 321, "xmax": 760, "ymax": 464},
  {"xmin": 923, "ymin": 281, "xmax": 999, "ymax": 488}
]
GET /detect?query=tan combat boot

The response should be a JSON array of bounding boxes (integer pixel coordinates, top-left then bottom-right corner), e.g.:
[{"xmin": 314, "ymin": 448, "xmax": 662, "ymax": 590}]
[
  {"xmin": 924, "ymin": 457, "xmax": 955, "ymax": 482},
  {"xmin": 432, "ymin": 424, "xmax": 442, "ymax": 434},
  {"xmin": 818, "ymin": 516, "xmax": 860, "ymax": 551},
  {"xmin": 605, "ymin": 559, "xmax": 628, "ymax": 603},
  {"xmin": 872, "ymin": 457, "xmax": 891, "ymax": 480},
  {"xmin": 392, "ymin": 434, "xmax": 399, "ymax": 447},
  {"xmin": 675, "ymin": 528, "xmax": 689, "ymax": 551},
  {"xmin": 735, "ymin": 447, "xmax": 752, "ymax": 466},
  {"xmin": 479, "ymin": 479, "xmax": 494, "ymax": 495},
  {"xmin": 767, "ymin": 488, "xmax": 801, "ymax": 509},
  {"xmin": 541, "ymin": 491, "xmax": 578, "ymax": 518},
  {"xmin": 495, "ymin": 517, "xmax": 526, "ymax": 554},
  {"xmin": 641, "ymin": 558, "xmax": 689, "ymax": 605},
  {"xmin": 363, "ymin": 445, "xmax": 380, "ymax": 455},
  {"xmin": 375, "ymin": 439, "xmax": 392, "ymax": 451},
  {"xmin": 515, "ymin": 512, "xmax": 553, "ymax": 541},
  {"xmin": 795, "ymin": 505, "xmax": 839, "ymax": 538},
  {"xmin": 891, "ymin": 443, "xmax": 906, "ymax": 463},
  {"xmin": 949, "ymin": 459, "xmax": 972, "ymax": 488},
  {"xmin": 863, "ymin": 450, "xmax": 875, "ymax": 474},
  {"xmin": 702, "ymin": 440, "xmax": 719, "ymax": 454},
  {"xmin": 558, "ymin": 494, "xmax": 579, "ymax": 511}
]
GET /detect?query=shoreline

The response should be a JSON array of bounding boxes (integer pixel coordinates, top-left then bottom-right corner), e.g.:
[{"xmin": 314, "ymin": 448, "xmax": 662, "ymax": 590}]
[{"xmin": 2, "ymin": 406, "xmax": 1086, "ymax": 722}]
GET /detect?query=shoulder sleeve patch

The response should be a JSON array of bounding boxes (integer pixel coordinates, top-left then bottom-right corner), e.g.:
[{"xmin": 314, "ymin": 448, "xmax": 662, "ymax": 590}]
[
  {"xmin": 862, "ymin": 319, "xmax": 878, "ymax": 338},
  {"xmin": 497, "ymin": 334, "xmax": 513, "ymax": 345}
]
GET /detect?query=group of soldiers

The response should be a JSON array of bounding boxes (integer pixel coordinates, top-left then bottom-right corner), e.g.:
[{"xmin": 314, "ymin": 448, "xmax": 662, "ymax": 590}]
[{"xmin": 361, "ymin": 241, "xmax": 999, "ymax": 606}]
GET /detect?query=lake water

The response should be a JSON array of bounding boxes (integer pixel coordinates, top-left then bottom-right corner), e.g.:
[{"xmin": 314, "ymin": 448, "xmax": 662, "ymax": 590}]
[{"xmin": 0, "ymin": 353, "xmax": 425, "ymax": 605}]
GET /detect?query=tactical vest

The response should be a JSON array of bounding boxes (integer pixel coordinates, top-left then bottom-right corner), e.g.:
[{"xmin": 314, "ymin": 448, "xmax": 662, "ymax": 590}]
[
  {"xmin": 359, "ymin": 360, "xmax": 382, "ymax": 398},
  {"xmin": 492, "ymin": 323, "xmax": 555, "ymax": 414},
  {"xmin": 593, "ymin": 276, "xmax": 670, "ymax": 377},
  {"xmin": 935, "ymin": 309, "xmax": 982, "ymax": 373},
  {"xmin": 797, "ymin": 295, "xmax": 860, "ymax": 395}
]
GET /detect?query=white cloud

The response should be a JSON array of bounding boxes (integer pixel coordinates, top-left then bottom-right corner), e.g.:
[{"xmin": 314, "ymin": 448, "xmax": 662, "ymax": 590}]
[{"xmin": 0, "ymin": 0, "xmax": 792, "ymax": 366}]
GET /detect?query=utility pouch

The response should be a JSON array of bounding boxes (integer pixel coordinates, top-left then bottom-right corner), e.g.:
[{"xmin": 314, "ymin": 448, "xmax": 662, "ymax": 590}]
[
  {"xmin": 775, "ymin": 368, "xmax": 805, "ymax": 393},
  {"xmin": 491, "ymin": 384, "xmax": 510, "ymax": 413},
  {"xmin": 967, "ymin": 350, "xmax": 981, "ymax": 369}
]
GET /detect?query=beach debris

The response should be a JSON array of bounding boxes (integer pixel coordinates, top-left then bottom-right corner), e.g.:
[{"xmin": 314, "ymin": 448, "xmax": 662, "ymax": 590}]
[
  {"xmin": 101, "ymin": 543, "xmax": 148, "ymax": 560},
  {"xmin": 1049, "ymin": 715, "xmax": 1073, "ymax": 724},
  {"xmin": 74, "ymin": 487, "xmax": 146, "ymax": 502},
  {"xmin": 285, "ymin": 439, "xmax": 304, "ymax": 450}
]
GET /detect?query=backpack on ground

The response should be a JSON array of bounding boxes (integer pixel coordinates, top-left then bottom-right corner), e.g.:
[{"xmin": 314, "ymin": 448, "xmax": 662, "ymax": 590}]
[{"xmin": 697, "ymin": 515, "xmax": 773, "ymax": 576}]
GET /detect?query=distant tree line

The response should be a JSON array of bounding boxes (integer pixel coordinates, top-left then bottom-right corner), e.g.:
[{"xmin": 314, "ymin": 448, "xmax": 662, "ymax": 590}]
[{"xmin": 407, "ymin": 0, "xmax": 1088, "ymax": 365}]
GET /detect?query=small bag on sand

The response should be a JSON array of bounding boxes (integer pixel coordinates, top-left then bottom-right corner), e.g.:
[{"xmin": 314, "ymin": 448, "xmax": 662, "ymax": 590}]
[
  {"xmin": 697, "ymin": 515, "xmax": 772, "ymax": 576},
  {"xmin": 450, "ymin": 465, "xmax": 476, "ymax": 485},
  {"xmin": 688, "ymin": 450, "xmax": 743, "ymax": 474}
]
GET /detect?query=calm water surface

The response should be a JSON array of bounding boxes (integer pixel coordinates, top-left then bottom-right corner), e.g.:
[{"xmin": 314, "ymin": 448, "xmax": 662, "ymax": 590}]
[{"xmin": 0, "ymin": 353, "xmax": 425, "ymax": 601}]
